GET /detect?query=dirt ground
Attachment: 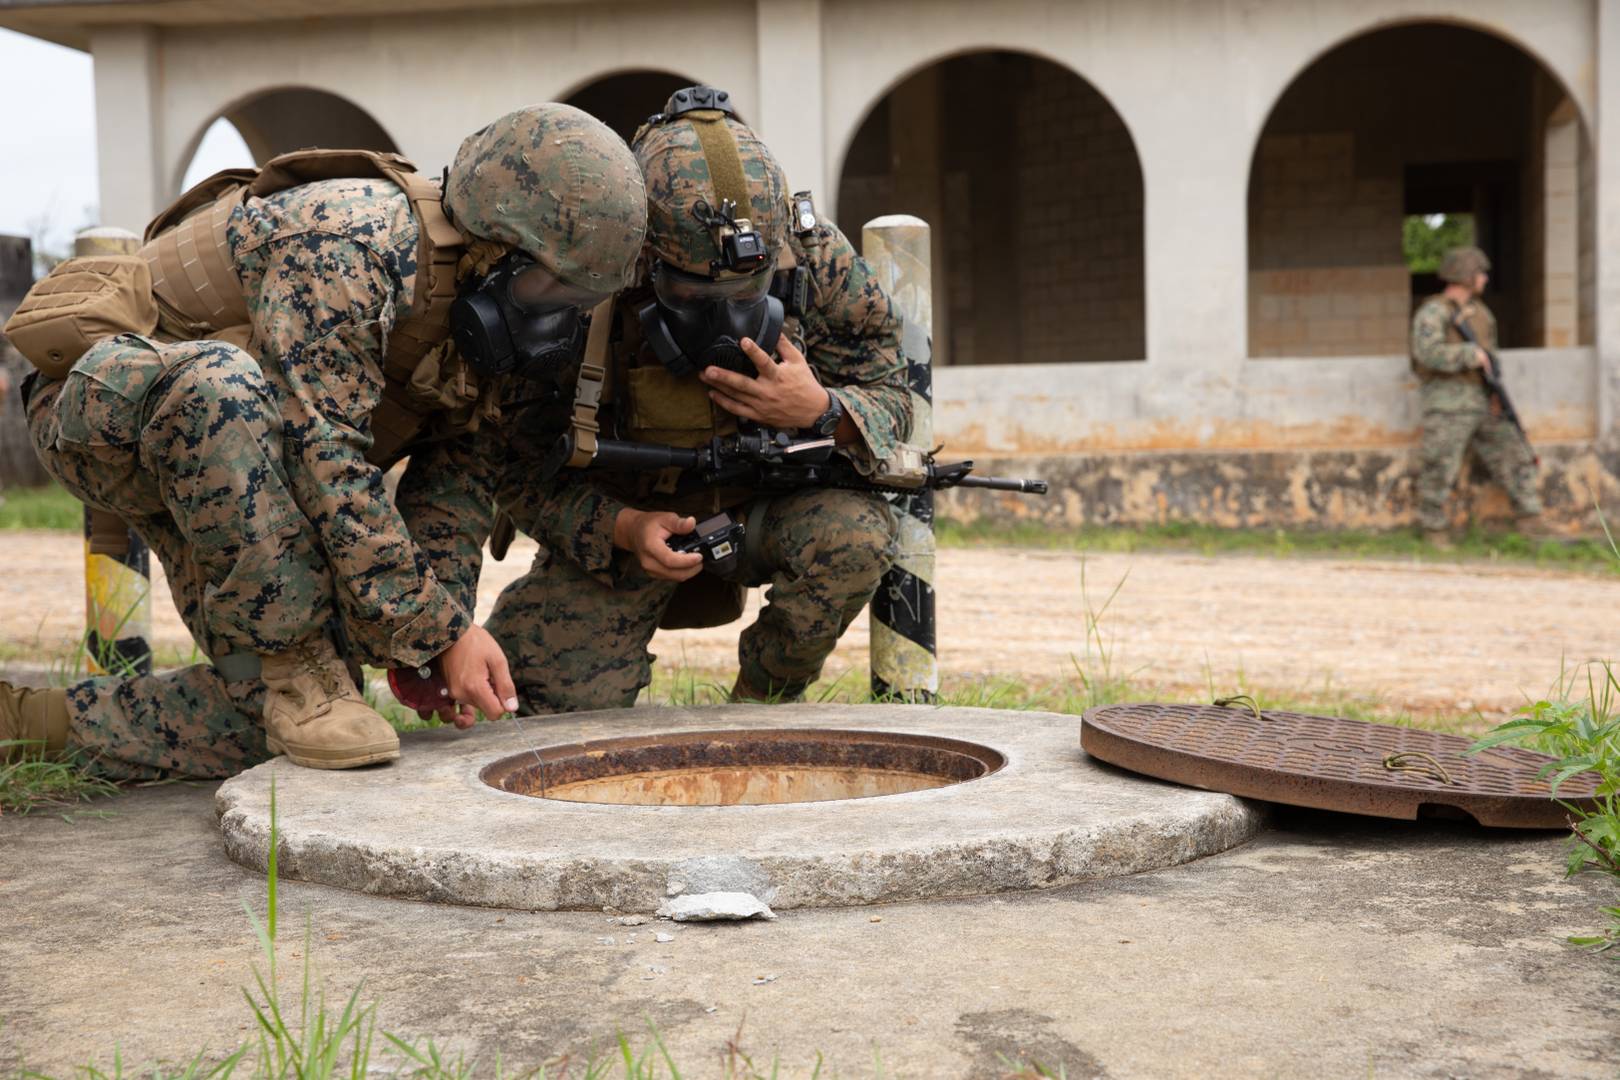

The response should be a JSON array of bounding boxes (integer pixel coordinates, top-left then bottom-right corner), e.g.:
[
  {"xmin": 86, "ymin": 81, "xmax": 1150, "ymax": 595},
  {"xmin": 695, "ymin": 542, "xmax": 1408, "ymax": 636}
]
[{"xmin": 4, "ymin": 528, "xmax": 1618, "ymax": 719}]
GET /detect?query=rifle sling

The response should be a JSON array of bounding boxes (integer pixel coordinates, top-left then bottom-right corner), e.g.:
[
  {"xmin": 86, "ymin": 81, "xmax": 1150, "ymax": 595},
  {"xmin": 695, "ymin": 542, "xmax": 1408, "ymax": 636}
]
[{"xmin": 565, "ymin": 296, "xmax": 614, "ymax": 468}]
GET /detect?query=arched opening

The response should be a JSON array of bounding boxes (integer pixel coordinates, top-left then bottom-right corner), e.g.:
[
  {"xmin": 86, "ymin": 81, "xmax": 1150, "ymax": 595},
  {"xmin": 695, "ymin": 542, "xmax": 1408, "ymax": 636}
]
[
  {"xmin": 176, "ymin": 87, "xmax": 398, "ymax": 194},
  {"xmin": 837, "ymin": 50, "xmax": 1145, "ymax": 366},
  {"xmin": 562, "ymin": 69, "xmax": 700, "ymax": 143},
  {"xmin": 1247, "ymin": 23, "xmax": 1594, "ymax": 357}
]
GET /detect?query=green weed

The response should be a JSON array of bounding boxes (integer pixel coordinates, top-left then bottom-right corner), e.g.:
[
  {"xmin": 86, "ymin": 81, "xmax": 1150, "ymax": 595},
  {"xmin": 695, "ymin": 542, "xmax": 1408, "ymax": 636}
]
[
  {"xmin": 0, "ymin": 741, "xmax": 118, "ymax": 817},
  {"xmin": 1469, "ymin": 659, "xmax": 1620, "ymax": 952},
  {"xmin": 1467, "ymin": 506, "xmax": 1620, "ymax": 952}
]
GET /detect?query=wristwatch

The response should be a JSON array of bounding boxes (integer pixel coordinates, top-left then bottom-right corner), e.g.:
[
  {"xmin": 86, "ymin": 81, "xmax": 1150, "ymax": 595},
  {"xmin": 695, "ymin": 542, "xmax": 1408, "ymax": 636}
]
[{"xmin": 809, "ymin": 391, "xmax": 845, "ymax": 437}]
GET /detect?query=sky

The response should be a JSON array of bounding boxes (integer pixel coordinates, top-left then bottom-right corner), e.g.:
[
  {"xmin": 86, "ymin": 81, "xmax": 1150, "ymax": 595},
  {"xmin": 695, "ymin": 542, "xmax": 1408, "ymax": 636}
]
[{"xmin": 0, "ymin": 27, "xmax": 252, "ymax": 260}]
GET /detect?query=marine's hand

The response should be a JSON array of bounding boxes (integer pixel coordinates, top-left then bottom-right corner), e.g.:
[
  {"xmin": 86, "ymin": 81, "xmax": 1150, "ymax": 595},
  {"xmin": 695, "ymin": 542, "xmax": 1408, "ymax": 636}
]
[
  {"xmin": 702, "ymin": 336, "xmax": 828, "ymax": 429},
  {"xmin": 437, "ymin": 624, "xmax": 519, "ymax": 727},
  {"xmin": 1476, "ymin": 348, "xmax": 1493, "ymax": 377},
  {"xmin": 614, "ymin": 508, "xmax": 704, "ymax": 582}
]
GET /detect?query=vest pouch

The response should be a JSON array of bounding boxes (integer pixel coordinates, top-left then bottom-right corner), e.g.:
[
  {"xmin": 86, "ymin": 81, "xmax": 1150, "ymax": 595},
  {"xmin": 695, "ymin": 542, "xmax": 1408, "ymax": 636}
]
[
  {"xmin": 658, "ymin": 573, "xmax": 747, "ymax": 631},
  {"xmin": 626, "ymin": 364, "xmax": 731, "ymax": 446},
  {"xmin": 3, "ymin": 257, "xmax": 159, "ymax": 379}
]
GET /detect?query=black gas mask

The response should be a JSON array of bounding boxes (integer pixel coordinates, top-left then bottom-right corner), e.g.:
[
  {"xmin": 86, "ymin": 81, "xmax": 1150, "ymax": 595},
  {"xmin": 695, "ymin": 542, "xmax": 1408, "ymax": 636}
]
[
  {"xmin": 639, "ymin": 259, "xmax": 785, "ymax": 378},
  {"xmin": 450, "ymin": 253, "xmax": 601, "ymax": 382}
]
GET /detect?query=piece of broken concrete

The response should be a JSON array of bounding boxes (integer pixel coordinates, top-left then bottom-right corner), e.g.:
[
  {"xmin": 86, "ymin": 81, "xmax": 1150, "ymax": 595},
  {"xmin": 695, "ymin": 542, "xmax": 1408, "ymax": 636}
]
[{"xmin": 656, "ymin": 892, "xmax": 777, "ymax": 922}]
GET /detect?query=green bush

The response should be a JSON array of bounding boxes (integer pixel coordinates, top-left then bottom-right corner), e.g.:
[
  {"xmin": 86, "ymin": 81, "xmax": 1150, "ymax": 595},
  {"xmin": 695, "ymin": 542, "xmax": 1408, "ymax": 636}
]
[{"xmin": 1469, "ymin": 662, "xmax": 1620, "ymax": 951}]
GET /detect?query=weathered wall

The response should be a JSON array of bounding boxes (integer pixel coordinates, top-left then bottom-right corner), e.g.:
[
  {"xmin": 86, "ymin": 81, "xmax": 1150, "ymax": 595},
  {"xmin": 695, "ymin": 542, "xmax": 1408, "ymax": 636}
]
[
  {"xmin": 940, "ymin": 440, "xmax": 1620, "ymax": 533},
  {"xmin": 1014, "ymin": 57, "xmax": 1144, "ymax": 366},
  {"xmin": 837, "ymin": 51, "xmax": 1145, "ymax": 367},
  {"xmin": 1248, "ymin": 131, "xmax": 1408, "ymax": 358},
  {"xmin": 1246, "ymin": 25, "xmax": 1587, "ymax": 357}
]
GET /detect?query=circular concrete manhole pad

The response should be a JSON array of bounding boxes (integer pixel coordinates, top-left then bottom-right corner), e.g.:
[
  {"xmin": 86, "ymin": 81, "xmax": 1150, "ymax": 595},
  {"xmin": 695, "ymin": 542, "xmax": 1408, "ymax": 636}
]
[{"xmin": 216, "ymin": 704, "xmax": 1266, "ymax": 911}]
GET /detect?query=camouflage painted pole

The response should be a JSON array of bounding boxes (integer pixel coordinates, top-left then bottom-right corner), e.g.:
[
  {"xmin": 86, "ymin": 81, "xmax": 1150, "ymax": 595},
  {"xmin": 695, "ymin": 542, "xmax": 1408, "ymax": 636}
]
[
  {"xmin": 862, "ymin": 215, "xmax": 937, "ymax": 701},
  {"xmin": 74, "ymin": 227, "xmax": 153, "ymax": 677}
]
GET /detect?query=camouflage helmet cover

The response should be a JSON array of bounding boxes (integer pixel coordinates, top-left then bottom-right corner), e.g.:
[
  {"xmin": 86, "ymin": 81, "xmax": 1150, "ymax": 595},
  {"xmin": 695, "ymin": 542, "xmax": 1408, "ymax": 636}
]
[
  {"xmin": 444, "ymin": 102, "xmax": 646, "ymax": 291},
  {"xmin": 1438, "ymin": 245, "xmax": 1492, "ymax": 285},
  {"xmin": 632, "ymin": 106, "xmax": 789, "ymax": 278}
]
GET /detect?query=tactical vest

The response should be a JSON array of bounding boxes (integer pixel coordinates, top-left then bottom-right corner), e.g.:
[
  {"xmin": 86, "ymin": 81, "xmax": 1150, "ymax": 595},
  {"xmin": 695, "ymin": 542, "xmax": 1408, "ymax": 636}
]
[
  {"xmin": 140, "ymin": 149, "xmax": 466, "ymax": 467},
  {"xmin": 1413, "ymin": 294, "xmax": 1493, "ymax": 380},
  {"xmin": 593, "ymin": 240, "xmax": 813, "ymax": 518}
]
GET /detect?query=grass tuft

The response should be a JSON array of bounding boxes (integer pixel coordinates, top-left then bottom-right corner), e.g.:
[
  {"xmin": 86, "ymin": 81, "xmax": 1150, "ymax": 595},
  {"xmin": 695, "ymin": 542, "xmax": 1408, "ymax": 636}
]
[{"xmin": 0, "ymin": 742, "xmax": 119, "ymax": 817}]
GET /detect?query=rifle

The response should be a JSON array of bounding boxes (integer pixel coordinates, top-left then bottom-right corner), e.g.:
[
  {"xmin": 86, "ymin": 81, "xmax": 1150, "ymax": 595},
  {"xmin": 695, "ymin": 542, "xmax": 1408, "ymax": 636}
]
[
  {"xmin": 1451, "ymin": 315, "xmax": 1538, "ymax": 466},
  {"xmin": 555, "ymin": 427, "xmax": 1050, "ymax": 497}
]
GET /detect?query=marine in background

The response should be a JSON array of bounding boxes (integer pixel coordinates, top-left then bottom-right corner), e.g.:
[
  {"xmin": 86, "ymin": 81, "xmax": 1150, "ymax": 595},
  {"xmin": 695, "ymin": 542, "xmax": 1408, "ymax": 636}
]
[
  {"xmin": 1409, "ymin": 244, "xmax": 1552, "ymax": 547},
  {"xmin": 1, "ymin": 103, "xmax": 645, "ymax": 777}
]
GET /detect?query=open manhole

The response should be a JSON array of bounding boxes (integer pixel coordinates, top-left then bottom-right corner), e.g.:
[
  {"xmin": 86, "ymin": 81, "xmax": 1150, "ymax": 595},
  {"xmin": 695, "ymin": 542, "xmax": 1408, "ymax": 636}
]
[
  {"xmin": 221, "ymin": 706, "xmax": 1266, "ymax": 910},
  {"xmin": 480, "ymin": 727, "xmax": 1006, "ymax": 806}
]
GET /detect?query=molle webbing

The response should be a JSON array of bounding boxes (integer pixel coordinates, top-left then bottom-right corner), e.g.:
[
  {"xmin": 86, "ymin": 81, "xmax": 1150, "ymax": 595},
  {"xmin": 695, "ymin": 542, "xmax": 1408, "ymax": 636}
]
[
  {"xmin": 141, "ymin": 165, "xmax": 257, "ymax": 336},
  {"xmin": 139, "ymin": 148, "xmax": 466, "ymax": 467},
  {"xmin": 688, "ymin": 109, "xmax": 750, "ymax": 220},
  {"xmin": 145, "ymin": 188, "xmax": 251, "ymax": 333}
]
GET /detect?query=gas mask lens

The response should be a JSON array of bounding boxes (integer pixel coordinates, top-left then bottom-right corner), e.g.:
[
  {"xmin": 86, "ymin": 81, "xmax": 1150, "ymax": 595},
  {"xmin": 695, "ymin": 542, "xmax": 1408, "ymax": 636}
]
[
  {"xmin": 508, "ymin": 264, "xmax": 609, "ymax": 312},
  {"xmin": 450, "ymin": 255, "xmax": 605, "ymax": 382},
  {"xmin": 640, "ymin": 261, "xmax": 785, "ymax": 379},
  {"xmin": 652, "ymin": 263, "xmax": 772, "ymax": 306}
]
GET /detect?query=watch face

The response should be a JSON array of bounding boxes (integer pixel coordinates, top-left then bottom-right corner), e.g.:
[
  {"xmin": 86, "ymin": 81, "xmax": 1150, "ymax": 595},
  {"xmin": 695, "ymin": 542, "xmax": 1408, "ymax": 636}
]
[{"xmin": 816, "ymin": 395, "xmax": 843, "ymax": 435}]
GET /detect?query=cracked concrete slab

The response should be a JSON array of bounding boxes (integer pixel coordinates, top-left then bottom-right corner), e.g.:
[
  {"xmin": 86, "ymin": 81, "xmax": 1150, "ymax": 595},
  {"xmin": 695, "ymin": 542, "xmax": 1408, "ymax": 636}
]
[{"xmin": 2, "ymin": 778, "xmax": 1616, "ymax": 1077}]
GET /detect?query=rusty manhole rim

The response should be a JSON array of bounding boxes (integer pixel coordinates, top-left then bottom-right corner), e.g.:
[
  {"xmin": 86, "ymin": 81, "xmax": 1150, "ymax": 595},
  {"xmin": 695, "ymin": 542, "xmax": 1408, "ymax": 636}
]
[
  {"xmin": 1081, "ymin": 702, "xmax": 1602, "ymax": 828},
  {"xmin": 479, "ymin": 726, "xmax": 1008, "ymax": 808}
]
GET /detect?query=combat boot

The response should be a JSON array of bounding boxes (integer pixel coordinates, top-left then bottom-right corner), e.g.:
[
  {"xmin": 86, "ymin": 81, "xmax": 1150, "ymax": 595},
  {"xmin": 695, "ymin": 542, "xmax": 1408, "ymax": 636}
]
[
  {"xmin": 260, "ymin": 638, "xmax": 399, "ymax": 770},
  {"xmin": 0, "ymin": 682, "xmax": 70, "ymax": 762}
]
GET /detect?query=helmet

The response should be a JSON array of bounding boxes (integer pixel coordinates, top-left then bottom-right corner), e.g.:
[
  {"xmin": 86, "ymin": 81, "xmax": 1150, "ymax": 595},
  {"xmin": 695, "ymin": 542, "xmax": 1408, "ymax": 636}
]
[
  {"xmin": 444, "ymin": 103, "xmax": 646, "ymax": 292},
  {"xmin": 632, "ymin": 87, "xmax": 789, "ymax": 278},
  {"xmin": 1438, "ymin": 245, "xmax": 1491, "ymax": 285}
]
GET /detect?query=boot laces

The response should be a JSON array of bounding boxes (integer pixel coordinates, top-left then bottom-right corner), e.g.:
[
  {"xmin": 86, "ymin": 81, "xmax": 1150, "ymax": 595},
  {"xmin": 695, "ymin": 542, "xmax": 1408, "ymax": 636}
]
[{"xmin": 296, "ymin": 643, "xmax": 350, "ymax": 707}]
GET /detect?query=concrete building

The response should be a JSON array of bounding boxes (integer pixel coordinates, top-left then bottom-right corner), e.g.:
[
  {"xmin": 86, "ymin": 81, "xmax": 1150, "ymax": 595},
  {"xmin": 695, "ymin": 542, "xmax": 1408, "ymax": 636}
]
[{"xmin": 3, "ymin": 0, "xmax": 1616, "ymax": 529}]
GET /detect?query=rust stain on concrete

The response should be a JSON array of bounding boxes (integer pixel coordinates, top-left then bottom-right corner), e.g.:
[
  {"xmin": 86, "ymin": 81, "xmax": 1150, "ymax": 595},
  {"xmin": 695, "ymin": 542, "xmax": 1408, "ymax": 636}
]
[
  {"xmin": 937, "ymin": 411, "xmax": 1596, "ymax": 458},
  {"xmin": 940, "ymin": 440, "xmax": 1620, "ymax": 533}
]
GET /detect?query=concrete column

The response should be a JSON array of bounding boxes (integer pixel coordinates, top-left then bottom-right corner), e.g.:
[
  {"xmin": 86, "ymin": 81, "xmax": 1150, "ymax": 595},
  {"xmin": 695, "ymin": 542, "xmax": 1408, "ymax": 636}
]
[
  {"xmin": 1543, "ymin": 100, "xmax": 1580, "ymax": 349},
  {"xmin": 754, "ymin": 0, "xmax": 827, "ymax": 196},
  {"xmin": 864, "ymin": 214, "xmax": 937, "ymax": 702},
  {"xmin": 1598, "ymin": 0, "xmax": 1620, "ymax": 435},
  {"xmin": 89, "ymin": 26, "xmax": 166, "ymax": 232},
  {"xmin": 1128, "ymin": 38, "xmax": 1248, "ymax": 373}
]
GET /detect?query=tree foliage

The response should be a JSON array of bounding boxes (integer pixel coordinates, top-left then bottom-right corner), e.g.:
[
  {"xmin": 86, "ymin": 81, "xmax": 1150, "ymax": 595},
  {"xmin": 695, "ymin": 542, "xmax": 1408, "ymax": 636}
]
[{"xmin": 1403, "ymin": 213, "xmax": 1475, "ymax": 274}]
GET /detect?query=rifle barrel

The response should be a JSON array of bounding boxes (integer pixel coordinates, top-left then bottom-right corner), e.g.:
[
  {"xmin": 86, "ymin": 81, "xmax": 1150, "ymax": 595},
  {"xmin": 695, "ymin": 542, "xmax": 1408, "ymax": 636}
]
[
  {"xmin": 955, "ymin": 475, "xmax": 1049, "ymax": 494},
  {"xmin": 590, "ymin": 439, "xmax": 701, "ymax": 471}
]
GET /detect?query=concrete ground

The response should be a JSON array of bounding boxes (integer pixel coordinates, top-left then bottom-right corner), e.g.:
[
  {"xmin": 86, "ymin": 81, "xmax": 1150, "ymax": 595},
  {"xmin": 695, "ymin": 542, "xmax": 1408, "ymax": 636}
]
[{"xmin": 2, "ymin": 779, "xmax": 1616, "ymax": 1078}]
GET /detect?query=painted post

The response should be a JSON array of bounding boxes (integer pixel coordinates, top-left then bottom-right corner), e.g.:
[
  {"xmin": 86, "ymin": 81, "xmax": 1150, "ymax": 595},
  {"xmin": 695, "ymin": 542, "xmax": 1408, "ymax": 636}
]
[
  {"xmin": 862, "ymin": 214, "xmax": 938, "ymax": 701},
  {"xmin": 74, "ymin": 227, "xmax": 153, "ymax": 677}
]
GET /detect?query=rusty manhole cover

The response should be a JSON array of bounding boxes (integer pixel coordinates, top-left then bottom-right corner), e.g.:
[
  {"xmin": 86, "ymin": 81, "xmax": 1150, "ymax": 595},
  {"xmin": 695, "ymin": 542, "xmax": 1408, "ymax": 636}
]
[
  {"xmin": 482, "ymin": 727, "xmax": 1005, "ymax": 806},
  {"xmin": 1081, "ymin": 703, "xmax": 1601, "ymax": 828}
]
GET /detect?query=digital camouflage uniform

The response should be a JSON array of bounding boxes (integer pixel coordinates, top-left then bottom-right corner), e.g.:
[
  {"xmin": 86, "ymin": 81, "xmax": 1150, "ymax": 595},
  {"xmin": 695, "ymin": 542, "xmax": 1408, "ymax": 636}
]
[
  {"xmin": 26, "ymin": 179, "xmax": 459, "ymax": 780},
  {"xmin": 1410, "ymin": 294, "xmax": 1541, "ymax": 531},
  {"xmin": 484, "ymin": 207, "xmax": 911, "ymax": 712},
  {"xmin": 22, "ymin": 106, "xmax": 647, "ymax": 778}
]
